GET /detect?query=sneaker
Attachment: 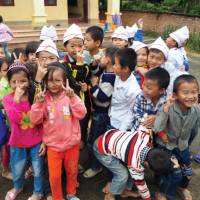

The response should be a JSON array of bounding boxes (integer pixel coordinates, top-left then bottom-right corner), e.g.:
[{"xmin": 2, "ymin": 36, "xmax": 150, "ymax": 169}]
[{"xmin": 83, "ymin": 168, "xmax": 103, "ymax": 178}]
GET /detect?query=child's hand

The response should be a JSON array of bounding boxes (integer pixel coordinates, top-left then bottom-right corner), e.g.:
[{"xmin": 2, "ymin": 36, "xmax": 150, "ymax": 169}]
[
  {"xmin": 136, "ymin": 67, "xmax": 148, "ymax": 76},
  {"xmin": 80, "ymin": 82, "xmax": 88, "ymax": 92},
  {"xmin": 35, "ymin": 91, "xmax": 45, "ymax": 103},
  {"xmin": 14, "ymin": 82, "xmax": 26, "ymax": 103},
  {"xmin": 91, "ymin": 76, "xmax": 99, "ymax": 87},
  {"xmin": 38, "ymin": 142, "xmax": 46, "ymax": 156},
  {"xmin": 142, "ymin": 115, "xmax": 156, "ymax": 128},
  {"xmin": 62, "ymin": 81, "xmax": 75, "ymax": 97},
  {"xmin": 92, "ymin": 55, "xmax": 101, "ymax": 66},
  {"xmin": 77, "ymin": 52, "xmax": 84, "ymax": 65},
  {"xmin": 137, "ymin": 18, "xmax": 143, "ymax": 29},
  {"xmin": 35, "ymin": 59, "xmax": 48, "ymax": 83},
  {"xmin": 13, "ymin": 52, "xmax": 25, "ymax": 63},
  {"xmin": 163, "ymin": 95, "xmax": 175, "ymax": 113}
]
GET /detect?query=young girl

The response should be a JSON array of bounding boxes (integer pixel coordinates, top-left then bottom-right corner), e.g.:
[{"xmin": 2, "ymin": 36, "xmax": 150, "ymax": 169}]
[
  {"xmin": 30, "ymin": 62, "xmax": 86, "ymax": 200},
  {"xmin": 0, "ymin": 58, "xmax": 13, "ymax": 180},
  {"xmin": 131, "ymin": 41, "xmax": 149, "ymax": 88},
  {"xmin": 3, "ymin": 62, "xmax": 44, "ymax": 200}
]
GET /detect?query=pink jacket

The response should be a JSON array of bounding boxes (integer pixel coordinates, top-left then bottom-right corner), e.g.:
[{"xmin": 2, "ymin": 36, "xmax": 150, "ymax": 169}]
[
  {"xmin": 30, "ymin": 91, "xmax": 86, "ymax": 152},
  {"xmin": 2, "ymin": 93, "xmax": 42, "ymax": 148}
]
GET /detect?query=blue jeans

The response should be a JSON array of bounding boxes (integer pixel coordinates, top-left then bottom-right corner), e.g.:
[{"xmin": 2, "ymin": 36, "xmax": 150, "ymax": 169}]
[
  {"xmin": 0, "ymin": 42, "xmax": 11, "ymax": 59},
  {"xmin": 87, "ymin": 112, "xmax": 110, "ymax": 170},
  {"xmin": 93, "ymin": 142, "xmax": 132, "ymax": 195},
  {"xmin": 10, "ymin": 143, "xmax": 44, "ymax": 195},
  {"xmin": 158, "ymin": 147, "xmax": 192, "ymax": 199}
]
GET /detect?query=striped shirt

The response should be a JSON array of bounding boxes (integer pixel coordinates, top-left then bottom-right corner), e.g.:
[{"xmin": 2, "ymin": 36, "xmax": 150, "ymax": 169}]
[
  {"xmin": 91, "ymin": 71, "xmax": 115, "ymax": 113},
  {"xmin": 97, "ymin": 128, "xmax": 152, "ymax": 200}
]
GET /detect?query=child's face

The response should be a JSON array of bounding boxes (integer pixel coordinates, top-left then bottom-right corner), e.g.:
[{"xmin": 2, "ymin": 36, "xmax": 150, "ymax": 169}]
[
  {"xmin": 84, "ymin": 33, "xmax": 100, "ymax": 52},
  {"xmin": 112, "ymin": 38, "xmax": 128, "ymax": 49},
  {"xmin": 113, "ymin": 56, "xmax": 128, "ymax": 77},
  {"xmin": 148, "ymin": 51, "xmax": 165, "ymax": 69},
  {"xmin": 9, "ymin": 71, "xmax": 29, "ymax": 91},
  {"xmin": 136, "ymin": 48, "xmax": 148, "ymax": 67},
  {"xmin": 166, "ymin": 37, "xmax": 177, "ymax": 49},
  {"xmin": 0, "ymin": 47, "xmax": 5, "ymax": 59},
  {"xmin": 28, "ymin": 52, "xmax": 36, "ymax": 63},
  {"xmin": 38, "ymin": 51, "xmax": 58, "ymax": 68},
  {"xmin": 47, "ymin": 69, "xmax": 64, "ymax": 95},
  {"xmin": 100, "ymin": 55, "xmax": 110, "ymax": 68},
  {"xmin": 0, "ymin": 62, "xmax": 8, "ymax": 77},
  {"xmin": 175, "ymin": 82, "xmax": 199, "ymax": 110},
  {"xmin": 64, "ymin": 38, "xmax": 84, "ymax": 61},
  {"xmin": 142, "ymin": 78, "xmax": 163, "ymax": 99}
]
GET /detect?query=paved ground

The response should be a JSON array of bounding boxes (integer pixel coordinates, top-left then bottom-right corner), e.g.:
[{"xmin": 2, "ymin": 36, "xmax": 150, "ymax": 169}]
[{"xmin": 0, "ymin": 50, "xmax": 200, "ymax": 200}]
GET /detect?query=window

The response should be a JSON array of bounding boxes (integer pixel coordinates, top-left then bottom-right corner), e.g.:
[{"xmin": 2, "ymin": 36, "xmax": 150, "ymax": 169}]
[
  {"xmin": 0, "ymin": 0, "xmax": 14, "ymax": 6},
  {"xmin": 68, "ymin": 0, "xmax": 78, "ymax": 7},
  {"xmin": 44, "ymin": 0, "xmax": 57, "ymax": 6}
]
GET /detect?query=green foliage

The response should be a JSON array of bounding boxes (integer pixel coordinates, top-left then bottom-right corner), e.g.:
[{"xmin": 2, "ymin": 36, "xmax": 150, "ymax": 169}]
[
  {"xmin": 161, "ymin": 25, "xmax": 177, "ymax": 40},
  {"xmin": 186, "ymin": 32, "xmax": 200, "ymax": 52}
]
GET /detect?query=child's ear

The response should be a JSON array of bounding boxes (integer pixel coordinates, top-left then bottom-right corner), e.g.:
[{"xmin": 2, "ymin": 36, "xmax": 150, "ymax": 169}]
[{"xmin": 95, "ymin": 40, "xmax": 101, "ymax": 48}]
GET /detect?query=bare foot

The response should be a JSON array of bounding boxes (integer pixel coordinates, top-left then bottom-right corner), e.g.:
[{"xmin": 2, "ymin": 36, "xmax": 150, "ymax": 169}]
[
  {"xmin": 177, "ymin": 188, "xmax": 192, "ymax": 200},
  {"xmin": 102, "ymin": 182, "xmax": 111, "ymax": 194},
  {"xmin": 121, "ymin": 189, "xmax": 140, "ymax": 198},
  {"xmin": 155, "ymin": 192, "xmax": 167, "ymax": 200},
  {"xmin": 104, "ymin": 193, "xmax": 115, "ymax": 200},
  {"xmin": 46, "ymin": 195, "xmax": 53, "ymax": 200}
]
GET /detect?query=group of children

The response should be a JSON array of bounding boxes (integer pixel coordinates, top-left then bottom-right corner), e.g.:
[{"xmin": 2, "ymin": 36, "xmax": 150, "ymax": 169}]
[{"xmin": 0, "ymin": 18, "xmax": 199, "ymax": 200}]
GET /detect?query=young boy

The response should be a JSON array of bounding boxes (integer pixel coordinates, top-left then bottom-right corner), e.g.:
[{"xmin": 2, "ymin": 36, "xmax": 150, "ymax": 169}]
[
  {"xmin": 109, "ymin": 48, "xmax": 141, "ymax": 131},
  {"xmin": 153, "ymin": 74, "xmax": 200, "ymax": 200},
  {"xmin": 166, "ymin": 26, "xmax": 189, "ymax": 71},
  {"xmin": 93, "ymin": 127, "xmax": 175, "ymax": 200},
  {"xmin": 83, "ymin": 25, "xmax": 104, "ymax": 74},
  {"xmin": 131, "ymin": 67, "xmax": 170, "ymax": 132},
  {"xmin": 83, "ymin": 47, "xmax": 118, "ymax": 178},
  {"xmin": 148, "ymin": 37, "xmax": 184, "ymax": 93},
  {"xmin": 25, "ymin": 41, "xmax": 39, "ymax": 63}
]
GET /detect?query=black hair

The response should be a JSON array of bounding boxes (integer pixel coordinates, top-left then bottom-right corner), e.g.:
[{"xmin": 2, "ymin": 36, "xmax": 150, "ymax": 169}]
[
  {"xmin": 115, "ymin": 48, "xmax": 137, "ymax": 72},
  {"xmin": 0, "ymin": 58, "xmax": 12, "ymax": 70},
  {"xmin": 173, "ymin": 74, "xmax": 199, "ymax": 93},
  {"xmin": 128, "ymin": 37, "xmax": 134, "ymax": 46},
  {"xmin": 0, "ymin": 15, "xmax": 3, "ymax": 23},
  {"xmin": 146, "ymin": 148, "xmax": 173, "ymax": 174},
  {"xmin": 149, "ymin": 48, "xmax": 166, "ymax": 59},
  {"xmin": 145, "ymin": 67, "xmax": 170, "ymax": 89},
  {"xmin": 105, "ymin": 47, "xmax": 119, "ymax": 65},
  {"xmin": 25, "ymin": 41, "xmax": 40, "ymax": 57},
  {"xmin": 86, "ymin": 26, "xmax": 104, "ymax": 46},
  {"xmin": 45, "ymin": 62, "xmax": 67, "ymax": 86},
  {"xmin": 11, "ymin": 48, "xmax": 26, "ymax": 63},
  {"xmin": 7, "ymin": 65, "xmax": 30, "ymax": 83},
  {"xmin": 26, "ymin": 61, "xmax": 38, "ymax": 80}
]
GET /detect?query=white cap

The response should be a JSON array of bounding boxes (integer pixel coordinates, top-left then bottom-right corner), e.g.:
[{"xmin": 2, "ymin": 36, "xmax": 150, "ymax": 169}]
[
  {"xmin": 169, "ymin": 26, "xmax": 189, "ymax": 47},
  {"xmin": 111, "ymin": 26, "xmax": 129, "ymax": 41},
  {"xmin": 126, "ymin": 23, "xmax": 138, "ymax": 39},
  {"xmin": 63, "ymin": 24, "xmax": 84, "ymax": 44},
  {"xmin": 130, "ymin": 41, "xmax": 147, "ymax": 52},
  {"xmin": 149, "ymin": 37, "xmax": 169, "ymax": 59},
  {"xmin": 36, "ymin": 39, "xmax": 59, "ymax": 58},
  {"xmin": 40, "ymin": 25, "xmax": 58, "ymax": 41}
]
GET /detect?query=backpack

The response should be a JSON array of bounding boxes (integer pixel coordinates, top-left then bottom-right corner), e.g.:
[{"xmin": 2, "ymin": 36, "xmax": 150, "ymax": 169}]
[{"xmin": 0, "ymin": 109, "xmax": 9, "ymax": 146}]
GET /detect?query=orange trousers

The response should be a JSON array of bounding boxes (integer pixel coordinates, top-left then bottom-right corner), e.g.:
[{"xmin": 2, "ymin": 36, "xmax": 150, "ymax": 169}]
[{"xmin": 47, "ymin": 144, "xmax": 80, "ymax": 200}]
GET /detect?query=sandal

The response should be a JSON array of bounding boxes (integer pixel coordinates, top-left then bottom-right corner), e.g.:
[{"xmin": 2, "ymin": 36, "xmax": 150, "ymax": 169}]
[
  {"xmin": 66, "ymin": 194, "xmax": 80, "ymax": 200},
  {"xmin": 2, "ymin": 171, "xmax": 13, "ymax": 180},
  {"xmin": 177, "ymin": 188, "xmax": 192, "ymax": 200},
  {"xmin": 5, "ymin": 188, "xmax": 23, "ymax": 200},
  {"xmin": 121, "ymin": 190, "xmax": 140, "ymax": 198},
  {"xmin": 83, "ymin": 168, "xmax": 102, "ymax": 178}
]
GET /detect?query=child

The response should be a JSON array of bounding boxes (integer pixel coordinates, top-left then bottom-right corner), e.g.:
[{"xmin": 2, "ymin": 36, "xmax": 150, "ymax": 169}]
[
  {"xmin": 0, "ymin": 58, "xmax": 12, "ymax": 180},
  {"xmin": 40, "ymin": 25, "xmax": 58, "ymax": 42},
  {"xmin": 111, "ymin": 26, "xmax": 129, "ymax": 48},
  {"xmin": 148, "ymin": 37, "xmax": 184, "ymax": 93},
  {"xmin": 109, "ymin": 48, "xmax": 141, "ymax": 131},
  {"xmin": 83, "ymin": 25, "xmax": 104, "ymax": 75},
  {"xmin": 93, "ymin": 127, "xmax": 175, "ymax": 200},
  {"xmin": 25, "ymin": 41, "xmax": 40, "ymax": 63},
  {"xmin": 11, "ymin": 48, "xmax": 27, "ymax": 64},
  {"xmin": 83, "ymin": 47, "xmax": 118, "ymax": 178},
  {"xmin": 166, "ymin": 26, "xmax": 190, "ymax": 71},
  {"xmin": 131, "ymin": 67, "xmax": 170, "ymax": 132},
  {"xmin": 153, "ymin": 74, "xmax": 200, "ymax": 200},
  {"xmin": 131, "ymin": 41, "xmax": 148, "ymax": 87},
  {"xmin": 3, "ymin": 62, "xmax": 44, "ymax": 200},
  {"xmin": 0, "ymin": 43, "xmax": 6, "ymax": 59},
  {"xmin": 63, "ymin": 24, "xmax": 91, "ymax": 148},
  {"xmin": 30, "ymin": 62, "xmax": 86, "ymax": 200}
]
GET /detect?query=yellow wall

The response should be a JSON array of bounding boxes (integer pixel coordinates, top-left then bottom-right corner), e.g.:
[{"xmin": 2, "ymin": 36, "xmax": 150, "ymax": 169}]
[
  {"xmin": 0, "ymin": 0, "xmax": 33, "ymax": 22},
  {"xmin": 45, "ymin": 0, "xmax": 68, "ymax": 20}
]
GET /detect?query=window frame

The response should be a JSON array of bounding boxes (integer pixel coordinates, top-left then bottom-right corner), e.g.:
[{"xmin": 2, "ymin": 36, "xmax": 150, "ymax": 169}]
[
  {"xmin": 44, "ymin": 0, "xmax": 57, "ymax": 6},
  {"xmin": 0, "ymin": 0, "xmax": 15, "ymax": 6}
]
